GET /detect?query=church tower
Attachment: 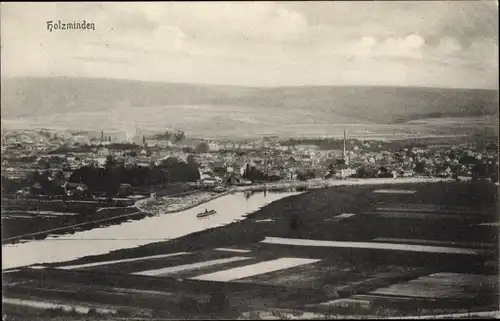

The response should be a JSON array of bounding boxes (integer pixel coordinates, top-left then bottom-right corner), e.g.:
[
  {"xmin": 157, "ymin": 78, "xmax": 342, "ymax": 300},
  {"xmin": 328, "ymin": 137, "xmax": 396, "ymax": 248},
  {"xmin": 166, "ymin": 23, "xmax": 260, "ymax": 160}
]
[{"xmin": 343, "ymin": 129, "xmax": 349, "ymax": 165}]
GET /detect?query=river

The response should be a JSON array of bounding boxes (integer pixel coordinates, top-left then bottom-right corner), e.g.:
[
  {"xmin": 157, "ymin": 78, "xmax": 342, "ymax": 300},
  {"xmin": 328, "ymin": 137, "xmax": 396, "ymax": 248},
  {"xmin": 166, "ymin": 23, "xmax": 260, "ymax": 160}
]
[{"xmin": 2, "ymin": 191, "xmax": 301, "ymax": 270}]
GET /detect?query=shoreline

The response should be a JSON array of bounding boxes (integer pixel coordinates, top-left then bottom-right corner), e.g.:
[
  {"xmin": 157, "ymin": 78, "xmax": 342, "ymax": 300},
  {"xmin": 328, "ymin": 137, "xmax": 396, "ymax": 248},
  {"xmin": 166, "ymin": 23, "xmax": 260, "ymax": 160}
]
[
  {"xmin": 235, "ymin": 177, "xmax": 454, "ymax": 192},
  {"xmin": 136, "ymin": 189, "xmax": 234, "ymax": 215},
  {"xmin": 33, "ymin": 178, "xmax": 477, "ymax": 266},
  {"xmin": 2, "ymin": 190, "xmax": 230, "ymax": 245},
  {"xmin": 3, "ymin": 180, "xmax": 497, "ymax": 319},
  {"xmin": 2, "ymin": 178, "xmax": 454, "ymax": 245}
]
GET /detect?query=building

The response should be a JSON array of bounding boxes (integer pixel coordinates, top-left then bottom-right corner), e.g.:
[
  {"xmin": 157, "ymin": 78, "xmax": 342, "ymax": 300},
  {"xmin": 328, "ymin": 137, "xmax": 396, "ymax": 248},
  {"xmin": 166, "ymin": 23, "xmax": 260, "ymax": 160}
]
[
  {"xmin": 333, "ymin": 130, "xmax": 356, "ymax": 179},
  {"xmin": 335, "ymin": 164, "xmax": 357, "ymax": 179},
  {"xmin": 97, "ymin": 147, "xmax": 110, "ymax": 156}
]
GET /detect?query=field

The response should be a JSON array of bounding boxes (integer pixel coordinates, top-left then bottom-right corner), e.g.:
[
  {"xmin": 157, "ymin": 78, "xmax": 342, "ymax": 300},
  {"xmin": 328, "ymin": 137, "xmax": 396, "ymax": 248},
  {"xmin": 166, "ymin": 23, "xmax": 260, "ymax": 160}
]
[
  {"xmin": 1, "ymin": 198, "xmax": 143, "ymax": 243},
  {"xmin": 1, "ymin": 184, "xmax": 201, "ymax": 243},
  {"xmin": 2, "ymin": 77, "xmax": 498, "ymax": 139},
  {"xmin": 2, "ymin": 181, "xmax": 498, "ymax": 319},
  {"xmin": 3, "ymin": 110, "xmax": 497, "ymax": 141}
]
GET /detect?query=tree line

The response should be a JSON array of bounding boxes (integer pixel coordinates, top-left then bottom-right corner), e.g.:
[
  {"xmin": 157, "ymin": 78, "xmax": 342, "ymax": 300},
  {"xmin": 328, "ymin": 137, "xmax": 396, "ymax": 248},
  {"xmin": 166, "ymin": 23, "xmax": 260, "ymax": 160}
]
[
  {"xmin": 1, "ymin": 170, "xmax": 66, "ymax": 197},
  {"xmin": 152, "ymin": 130, "xmax": 185, "ymax": 143},
  {"xmin": 2, "ymin": 156, "xmax": 201, "ymax": 198},
  {"xmin": 68, "ymin": 156, "xmax": 200, "ymax": 197}
]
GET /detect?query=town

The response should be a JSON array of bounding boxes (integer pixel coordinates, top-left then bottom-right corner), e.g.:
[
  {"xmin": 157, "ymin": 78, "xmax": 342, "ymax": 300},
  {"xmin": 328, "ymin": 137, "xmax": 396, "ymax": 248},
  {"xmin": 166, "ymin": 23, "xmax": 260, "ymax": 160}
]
[
  {"xmin": 2, "ymin": 128, "xmax": 498, "ymax": 202},
  {"xmin": 3, "ymin": 1, "xmax": 499, "ymax": 319},
  {"xmin": 2, "ymin": 126, "xmax": 499, "ymax": 320}
]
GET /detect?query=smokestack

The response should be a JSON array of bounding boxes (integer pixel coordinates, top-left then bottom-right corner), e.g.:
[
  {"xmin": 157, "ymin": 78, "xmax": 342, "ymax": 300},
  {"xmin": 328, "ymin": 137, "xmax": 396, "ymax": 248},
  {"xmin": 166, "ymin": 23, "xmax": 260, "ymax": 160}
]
[{"xmin": 101, "ymin": 130, "xmax": 104, "ymax": 141}]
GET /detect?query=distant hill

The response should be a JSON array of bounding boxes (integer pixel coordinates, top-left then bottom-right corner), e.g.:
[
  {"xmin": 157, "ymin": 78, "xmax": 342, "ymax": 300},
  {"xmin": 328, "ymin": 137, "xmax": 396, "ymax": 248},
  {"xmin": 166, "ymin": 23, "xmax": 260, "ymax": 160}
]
[{"xmin": 1, "ymin": 77, "xmax": 498, "ymax": 124}]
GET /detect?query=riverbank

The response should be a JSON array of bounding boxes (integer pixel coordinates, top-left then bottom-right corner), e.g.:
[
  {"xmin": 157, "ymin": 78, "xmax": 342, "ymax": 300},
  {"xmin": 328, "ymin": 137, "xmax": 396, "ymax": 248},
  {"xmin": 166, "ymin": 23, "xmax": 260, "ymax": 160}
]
[
  {"xmin": 31, "ymin": 180, "xmax": 497, "ymax": 268},
  {"xmin": 235, "ymin": 177, "xmax": 454, "ymax": 192},
  {"xmin": 4, "ymin": 180, "xmax": 497, "ymax": 320},
  {"xmin": 2, "ymin": 178, "xmax": 452, "ymax": 244},
  {"xmin": 0, "ymin": 177, "xmax": 477, "ymax": 249},
  {"xmin": 2, "ymin": 191, "xmax": 299, "ymax": 269},
  {"xmin": 135, "ymin": 190, "xmax": 232, "ymax": 214},
  {"xmin": 136, "ymin": 177, "xmax": 455, "ymax": 215},
  {"xmin": 2, "ymin": 190, "xmax": 232, "ymax": 245}
]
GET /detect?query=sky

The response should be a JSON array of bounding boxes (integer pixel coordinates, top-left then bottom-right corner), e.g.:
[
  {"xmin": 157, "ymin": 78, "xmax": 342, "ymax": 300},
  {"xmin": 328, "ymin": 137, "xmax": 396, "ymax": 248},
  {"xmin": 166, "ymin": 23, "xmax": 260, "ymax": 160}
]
[{"xmin": 1, "ymin": 1, "xmax": 498, "ymax": 89}]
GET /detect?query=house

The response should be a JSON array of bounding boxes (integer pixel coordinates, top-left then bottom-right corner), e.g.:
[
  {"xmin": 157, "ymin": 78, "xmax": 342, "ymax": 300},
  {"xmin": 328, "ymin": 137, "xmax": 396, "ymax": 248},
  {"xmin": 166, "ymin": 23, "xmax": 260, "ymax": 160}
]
[
  {"xmin": 112, "ymin": 149, "xmax": 124, "ymax": 157},
  {"xmin": 137, "ymin": 161, "xmax": 151, "ymax": 168},
  {"xmin": 94, "ymin": 157, "xmax": 107, "ymax": 167},
  {"xmin": 240, "ymin": 165, "xmax": 247, "ymax": 177},
  {"xmin": 400, "ymin": 170, "xmax": 414, "ymax": 177},
  {"xmin": 301, "ymin": 155, "xmax": 312, "ymax": 164},
  {"xmin": 438, "ymin": 166, "xmax": 453, "ymax": 178},
  {"xmin": 64, "ymin": 182, "xmax": 88, "ymax": 191},
  {"xmin": 200, "ymin": 179, "xmax": 217, "ymax": 187},
  {"xmin": 199, "ymin": 170, "xmax": 213, "ymax": 181},
  {"xmin": 335, "ymin": 164, "xmax": 357, "ymax": 179},
  {"xmin": 268, "ymin": 169, "xmax": 280, "ymax": 177},
  {"xmin": 97, "ymin": 147, "xmax": 110, "ymax": 156},
  {"xmin": 208, "ymin": 141, "xmax": 222, "ymax": 151},
  {"xmin": 64, "ymin": 182, "xmax": 89, "ymax": 197}
]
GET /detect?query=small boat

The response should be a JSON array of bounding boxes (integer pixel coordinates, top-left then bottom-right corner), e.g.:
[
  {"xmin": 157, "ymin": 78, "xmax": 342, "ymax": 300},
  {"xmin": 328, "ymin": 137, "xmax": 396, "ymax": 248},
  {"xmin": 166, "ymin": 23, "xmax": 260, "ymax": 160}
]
[{"xmin": 197, "ymin": 209, "xmax": 218, "ymax": 219}]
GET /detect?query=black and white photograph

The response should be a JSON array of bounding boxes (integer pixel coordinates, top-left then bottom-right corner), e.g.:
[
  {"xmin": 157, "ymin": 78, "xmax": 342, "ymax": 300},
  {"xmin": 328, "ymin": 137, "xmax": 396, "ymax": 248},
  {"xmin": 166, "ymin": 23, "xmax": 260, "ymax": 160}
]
[{"xmin": 1, "ymin": 1, "xmax": 499, "ymax": 320}]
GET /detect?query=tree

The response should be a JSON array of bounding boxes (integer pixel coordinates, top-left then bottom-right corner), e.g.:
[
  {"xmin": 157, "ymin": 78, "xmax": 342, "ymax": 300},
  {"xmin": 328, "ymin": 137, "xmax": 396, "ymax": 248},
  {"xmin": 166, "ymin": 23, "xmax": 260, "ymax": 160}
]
[
  {"xmin": 159, "ymin": 157, "xmax": 199, "ymax": 182},
  {"xmin": 195, "ymin": 142, "xmax": 210, "ymax": 154},
  {"xmin": 355, "ymin": 166, "xmax": 369, "ymax": 178},
  {"xmin": 49, "ymin": 156, "xmax": 65, "ymax": 164},
  {"xmin": 472, "ymin": 162, "xmax": 488, "ymax": 179},
  {"xmin": 161, "ymin": 157, "xmax": 181, "ymax": 167},
  {"xmin": 414, "ymin": 161, "xmax": 427, "ymax": 174},
  {"xmin": 30, "ymin": 171, "xmax": 42, "ymax": 185},
  {"xmin": 378, "ymin": 166, "xmax": 392, "ymax": 178},
  {"xmin": 156, "ymin": 131, "xmax": 172, "ymax": 141},
  {"xmin": 186, "ymin": 155, "xmax": 197, "ymax": 165},
  {"xmin": 105, "ymin": 155, "xmax": 117, "ymax": 170},
  {"xmin": 54, "ymin": 170, "xmax": 65, "ymax": 182},
  {"xmin": 297, "ymin": 170, "xmax": 315, "ymax": 181},
  {"xmin": 38, "ymin": 158, "xmax": 51, "ymax": 169},
  {"xmin": 242, "ymin": 165, "xmax": 266, "ymax": 182},
  {"xmin": 459, "ymin": 154, "xmax": 477, "ymax": 166},
  {"xmin": 488, "ymin": 162, "xmax": 499, "ymax": 182}
]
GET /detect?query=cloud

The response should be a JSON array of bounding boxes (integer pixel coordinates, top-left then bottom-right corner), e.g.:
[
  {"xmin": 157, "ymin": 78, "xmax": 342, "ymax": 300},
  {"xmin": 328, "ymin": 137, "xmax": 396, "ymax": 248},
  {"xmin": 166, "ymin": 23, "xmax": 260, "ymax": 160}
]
[
  {"xmin": 163, "ymin": 2, "xmax": 308, "ymax": 42},
  {"xmin": 0, "ymin": 2, "xmax": 497, "ymax": 89},
  {"xmin": 436, "ymin": 37, "xmax": 463, "ymax": 56},
  {"xmin": 322, "ymin": 34, "xmax": 426, "ymax": 60}
]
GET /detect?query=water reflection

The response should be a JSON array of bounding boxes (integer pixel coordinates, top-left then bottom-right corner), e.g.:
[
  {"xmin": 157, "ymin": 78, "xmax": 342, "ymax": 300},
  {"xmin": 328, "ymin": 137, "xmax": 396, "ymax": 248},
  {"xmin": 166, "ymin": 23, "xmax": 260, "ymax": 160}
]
[{"xmin": 2, "ymin": 191, "xmax": 301, "ymax": 269}]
